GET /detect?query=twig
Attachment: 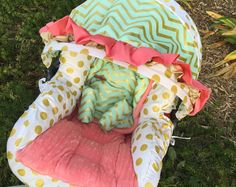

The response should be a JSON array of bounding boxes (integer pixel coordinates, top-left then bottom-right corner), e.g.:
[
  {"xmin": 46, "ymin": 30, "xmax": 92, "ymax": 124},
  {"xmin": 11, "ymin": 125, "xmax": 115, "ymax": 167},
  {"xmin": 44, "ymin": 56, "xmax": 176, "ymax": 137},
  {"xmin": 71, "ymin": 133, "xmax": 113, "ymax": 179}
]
[{"xmin": 220, "ymin": 136, "xmax": 236, "ymax": 146}]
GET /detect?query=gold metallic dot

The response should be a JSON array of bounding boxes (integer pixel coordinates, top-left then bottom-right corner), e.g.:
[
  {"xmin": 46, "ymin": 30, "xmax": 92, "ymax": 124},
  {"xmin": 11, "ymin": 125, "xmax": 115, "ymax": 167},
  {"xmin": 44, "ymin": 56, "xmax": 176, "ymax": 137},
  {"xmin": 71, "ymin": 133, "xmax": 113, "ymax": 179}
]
[
  {"xmin": 40, "ymin": 112, "xmax": 47, "ymax": 120},
  {"xmin": 146, "ymin": 134, "xmax": 153, "ymax": 140},
  {"xmin": 42, "ymin": 99, "xmax": 49, "ymax": 106},
  {"xmin": 136, "ymin": 158, "xmax": 143, "ymax": 166},
  {"xmin": 140, "ymin": 144, "xmax": 148, "ymax": 151},
  {"xmin": 35, "ymin": 126, "xmax": 43, "ymax": 134}
]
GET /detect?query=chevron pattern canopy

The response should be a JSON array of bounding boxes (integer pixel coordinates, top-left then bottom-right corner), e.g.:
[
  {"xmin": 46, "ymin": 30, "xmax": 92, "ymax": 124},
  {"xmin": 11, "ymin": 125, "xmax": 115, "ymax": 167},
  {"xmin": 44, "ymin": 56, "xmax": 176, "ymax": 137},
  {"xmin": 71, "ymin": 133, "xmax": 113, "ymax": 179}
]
[{"xmin": 70, "ymin": 0, "xmax": 202, "ymax": 79}]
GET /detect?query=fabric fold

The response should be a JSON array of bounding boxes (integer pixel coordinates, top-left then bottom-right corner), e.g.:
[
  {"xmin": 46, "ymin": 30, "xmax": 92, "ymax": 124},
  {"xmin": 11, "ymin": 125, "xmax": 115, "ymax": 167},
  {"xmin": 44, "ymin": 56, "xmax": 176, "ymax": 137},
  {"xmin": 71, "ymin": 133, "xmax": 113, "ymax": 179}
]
[{"xmin": 39, "ymin": 15, "xmax": 211, "ymax": 118}]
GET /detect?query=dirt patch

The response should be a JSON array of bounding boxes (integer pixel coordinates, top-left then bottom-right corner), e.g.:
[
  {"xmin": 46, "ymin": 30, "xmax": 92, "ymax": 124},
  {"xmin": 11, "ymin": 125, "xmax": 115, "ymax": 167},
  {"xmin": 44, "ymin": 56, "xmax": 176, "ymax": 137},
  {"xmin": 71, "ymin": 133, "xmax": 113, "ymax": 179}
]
[{"xmin": 182, "ymin": 0, "xmax": 236, "ymax": 128}]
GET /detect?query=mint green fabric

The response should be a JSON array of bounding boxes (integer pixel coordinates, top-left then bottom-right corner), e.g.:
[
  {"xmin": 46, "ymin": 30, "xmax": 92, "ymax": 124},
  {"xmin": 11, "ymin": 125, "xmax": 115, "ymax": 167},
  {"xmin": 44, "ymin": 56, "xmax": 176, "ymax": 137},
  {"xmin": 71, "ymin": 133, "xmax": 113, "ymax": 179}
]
[
  {"xmin": 70, "ymin": 0, "xmax": 202, "ymax": 79},
  {"xmin": 78, "ymin": 59, "xmax": 149, "ymax": 131}
]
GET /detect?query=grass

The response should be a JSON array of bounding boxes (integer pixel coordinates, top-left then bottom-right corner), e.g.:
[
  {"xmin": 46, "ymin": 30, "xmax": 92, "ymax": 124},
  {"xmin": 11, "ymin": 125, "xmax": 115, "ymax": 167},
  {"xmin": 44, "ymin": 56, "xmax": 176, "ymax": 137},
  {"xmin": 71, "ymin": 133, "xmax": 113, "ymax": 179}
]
[
  {"xmin": 0, "ymin": 0, "xmax": 235, "ymax": 187},
  {"xmin": 205, "ymin": 11, "xmax": 236, "ymax": 79}
]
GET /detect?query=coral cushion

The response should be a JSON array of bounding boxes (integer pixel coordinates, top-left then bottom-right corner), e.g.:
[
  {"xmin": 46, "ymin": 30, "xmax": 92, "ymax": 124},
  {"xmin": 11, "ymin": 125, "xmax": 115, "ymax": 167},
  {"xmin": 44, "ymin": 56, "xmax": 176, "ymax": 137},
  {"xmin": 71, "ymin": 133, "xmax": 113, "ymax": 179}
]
[{"xmin": 16, "ymin": 117, "xmax": 138, "ymax": 187}]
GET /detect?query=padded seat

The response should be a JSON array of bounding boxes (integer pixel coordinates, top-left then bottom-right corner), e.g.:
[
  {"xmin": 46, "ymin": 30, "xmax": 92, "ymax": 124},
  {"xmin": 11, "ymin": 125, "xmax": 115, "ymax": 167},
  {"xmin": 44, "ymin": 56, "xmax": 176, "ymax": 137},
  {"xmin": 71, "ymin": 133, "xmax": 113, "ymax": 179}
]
[{"xmin": 16, "ymin": 116, "xmax": 138, "ymax": 187}]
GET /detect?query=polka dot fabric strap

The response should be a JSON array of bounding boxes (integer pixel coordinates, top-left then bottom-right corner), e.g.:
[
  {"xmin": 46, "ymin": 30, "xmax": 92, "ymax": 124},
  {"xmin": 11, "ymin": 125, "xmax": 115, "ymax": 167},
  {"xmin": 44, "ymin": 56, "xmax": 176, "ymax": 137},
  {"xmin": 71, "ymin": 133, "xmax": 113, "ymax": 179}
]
[
  {"xmin": 132, "ymin": 83, "xmax": 176, "ymax": 187},
  {"xmin": 132, "ymin": 117, "xmax": 174, "ymax": 187},
  {"xmin": 7, "ymin": 51, "xmax": 94, "ymax": 186}
]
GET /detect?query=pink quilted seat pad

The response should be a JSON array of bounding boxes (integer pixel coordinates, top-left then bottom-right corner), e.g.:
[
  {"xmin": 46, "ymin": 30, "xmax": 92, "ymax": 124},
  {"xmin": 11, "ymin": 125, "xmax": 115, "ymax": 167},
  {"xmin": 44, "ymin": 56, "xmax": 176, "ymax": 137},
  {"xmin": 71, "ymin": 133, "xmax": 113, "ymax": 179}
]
[{"xmin": 16, "ymin": 117, "xmax": 138, "ymax": 187}]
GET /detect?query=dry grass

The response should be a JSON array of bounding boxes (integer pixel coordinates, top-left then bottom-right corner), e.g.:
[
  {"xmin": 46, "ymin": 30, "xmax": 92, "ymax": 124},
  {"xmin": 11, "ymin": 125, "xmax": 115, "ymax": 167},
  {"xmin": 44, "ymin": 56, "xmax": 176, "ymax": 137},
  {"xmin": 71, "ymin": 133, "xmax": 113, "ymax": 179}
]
[{"xmin": 185, "ymin": 0, "xmax": 236, "ymax": 130}]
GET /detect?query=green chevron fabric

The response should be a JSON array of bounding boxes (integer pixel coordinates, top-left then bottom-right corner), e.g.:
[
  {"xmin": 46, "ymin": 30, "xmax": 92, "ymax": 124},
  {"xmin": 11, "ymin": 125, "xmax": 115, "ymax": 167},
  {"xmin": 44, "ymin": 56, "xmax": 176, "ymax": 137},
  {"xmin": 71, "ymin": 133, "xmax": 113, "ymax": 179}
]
[
  {"xmin": 70, "ymin": 0, "xmax": 202, "ymax": 79},
  {"xmin": 78, "ymin": 59, "xmax": 149, "ymax": 131}
]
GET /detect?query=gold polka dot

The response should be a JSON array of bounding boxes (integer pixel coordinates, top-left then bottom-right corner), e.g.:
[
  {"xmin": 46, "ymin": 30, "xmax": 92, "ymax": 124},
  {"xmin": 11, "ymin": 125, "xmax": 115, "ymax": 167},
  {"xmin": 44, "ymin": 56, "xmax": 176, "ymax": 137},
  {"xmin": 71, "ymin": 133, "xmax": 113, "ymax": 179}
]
[
  {"xmin": 36, "ymin": 179, "xmax": 44, "ymax": 187},
  {"xmin": 136, "ymin": 134, "xmax": 142, "ymax": 140},
  {"xmin": 42, "ymin": 99, "xmax": 49, "ymax": 107},
  {"xmin": 152, "ymin": 74, "xmax": 160, "ymax": 83},
  {"xmin": 61, "ymin": 46, "xmax": 68, "ymax": 51},
  {"xmin": 159, "ymin": 129, "xmax": 163, "ymax": 135},
  {"xmin": 74, "ymin": 77, "xmax": 80, "ymax": 84},
  {"xmin": 7, "ymin": 151, "xmax": 13, "ymax": 159},
  {"xmin": 66, "ymin": 67, "xmax": 74, "ymax": 74},
  {"xmin": 162, "ymin": 123, "xmax": 169, "ymax": 129},
  {"xmin": 70, "ymin": 51, "xmax": 77, "ymax": 57},
  {"xmin": 152, "ymin": 106, "xmax": 160, "ymax": 113},
  {"xmin": 142, "ymin": 123, "xmax": 148, "ymax": 129},
  {"xmin": 170, "ymin": 6, "xmax": 176, "ymax": 11},
  {"xmin": 152, "ymin": 162, "xmax": 159, "ymax": 172},
  {"xmin": 164, "ymin": 133, "xmax": 169, "ymax": 140},
  {"xmin": 132, "ymin": 146, "xmax": 137, "ymax": 153},
  {"xmin": 80, "ymin": 48, "xmax": 89, "ymax": 55},
  {"xmin": 63, "ymin": 103, "xmax": 66, "ymax": 110},
  {"xmin": 140, "ymin": 144, "xmax": 148, "ymax": 151},
  {"xmin": 58, "ymin": 86, "xmax": 64, "ymax": 91},
  {"xmin": 50, "ymin": 119, "xmax": 54, "ymax": 127},
  {"xmin": 78, "ymin": 61, "xmax": 84, "ymax": 67},
  {"xmin": 152, "ymin": 124, "xmax": 157, "ymax": 131},
  {"xmin": 52, "ymin": 107, "xmax": 58, "ymax": 115},
  {"xmin": 10, "ymin": 128, "xmax": 16, "ymax": 137},
  {"xmin": 128, "ymin": 65, "xmax": 138, "ymax": 72},
  {"xmin": 59, "ymin": 114, "xmax": 62, "ymax": 120},
  {"xmin": 35, "ymin": 126, "xmax": 42, "ymax": 135},
  {"xmin": 146, "ymin": 134, "xmax": 153, "ymax": 140},
  {"xmin": 171, "ymin": 85, "xmax": 178, "ymax": 94},
  {"xmin": 66, "ymin": 81, "xmax": 73, "ymax": 87},
  {"xmin": 20, "ymin": 112, "xmax": 28, "ymax": 118},
  {"xmin": 153, "ymin": 84, "xmax": 158, "ymax": 89},
  {"xmin": 24, "ymin": 120, "xmax": 30, "ymax": 127},
  {"xmin": 145, "ymin": 182, "xmax": 153, "ymax": 187},
  {"xmin": 15, "ymin": 138, "xmax": 22, "ymax": 147},
  {"xmin": 183, "ymin": 96, "xmax": 188, "ymax": 103},
  {"xmin": 180, "ymin": 83, "xmax": 186, "ymax": 89},
  {"xmin": 87, "ymin": 55, "xmax": 92, "ymax": 60},
  {"xmin": 40, "ymin": 112, "xmax": 48, "ymax": 120},
  {"xmin": 72, "ymin": 91, "xmax": 77, "ymax": 96},
  {"xmin": 17, "ymin": 169, "xmax": 25, "ymax": 176},
  {"xmin": 60, "ymin": 56, "xmax": 66, "ymax": 64},
  {"xmin": 67, "ymin": 92, "xmax": 71, "ymax": 99},
  {"xmin": 58, "ymin": 95, "xmax": 63, "ymax": 102},
  {"xmin": 143, "ymin": 108, "xmax": 148, "ymax": 115},
  {"xmin": 48, "ymin": 90, "xmax": 53, "ymax": 95},
  {"xmin": 162, "ymin": 92, "xmax": 170, "ymax": 99},
  {"xmin": 152, "ymin": 94, "xmax": 158, "ymax": 101},
  {"xmin": 165, "ymin": 69, "xmax": 172, "ymax": 78},
  {"xmin": 83, "ymin": 70, "xmax": 88, "ymax": 76},
  {"xmin": 66, "ymin": 109, "xmax": 69, "ymax": 114},
  {"xmin": 136, "ymin": 158, "xmax": 143, "ymax": 166}
]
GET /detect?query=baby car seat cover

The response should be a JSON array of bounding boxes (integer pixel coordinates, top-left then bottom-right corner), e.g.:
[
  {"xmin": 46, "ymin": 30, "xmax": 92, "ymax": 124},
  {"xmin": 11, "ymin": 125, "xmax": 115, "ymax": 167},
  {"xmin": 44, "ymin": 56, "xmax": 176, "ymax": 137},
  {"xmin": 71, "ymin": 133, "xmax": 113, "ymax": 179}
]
[{"xmin": 7, "ymin": 1, "xmax": 210, "ymax": 187}]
